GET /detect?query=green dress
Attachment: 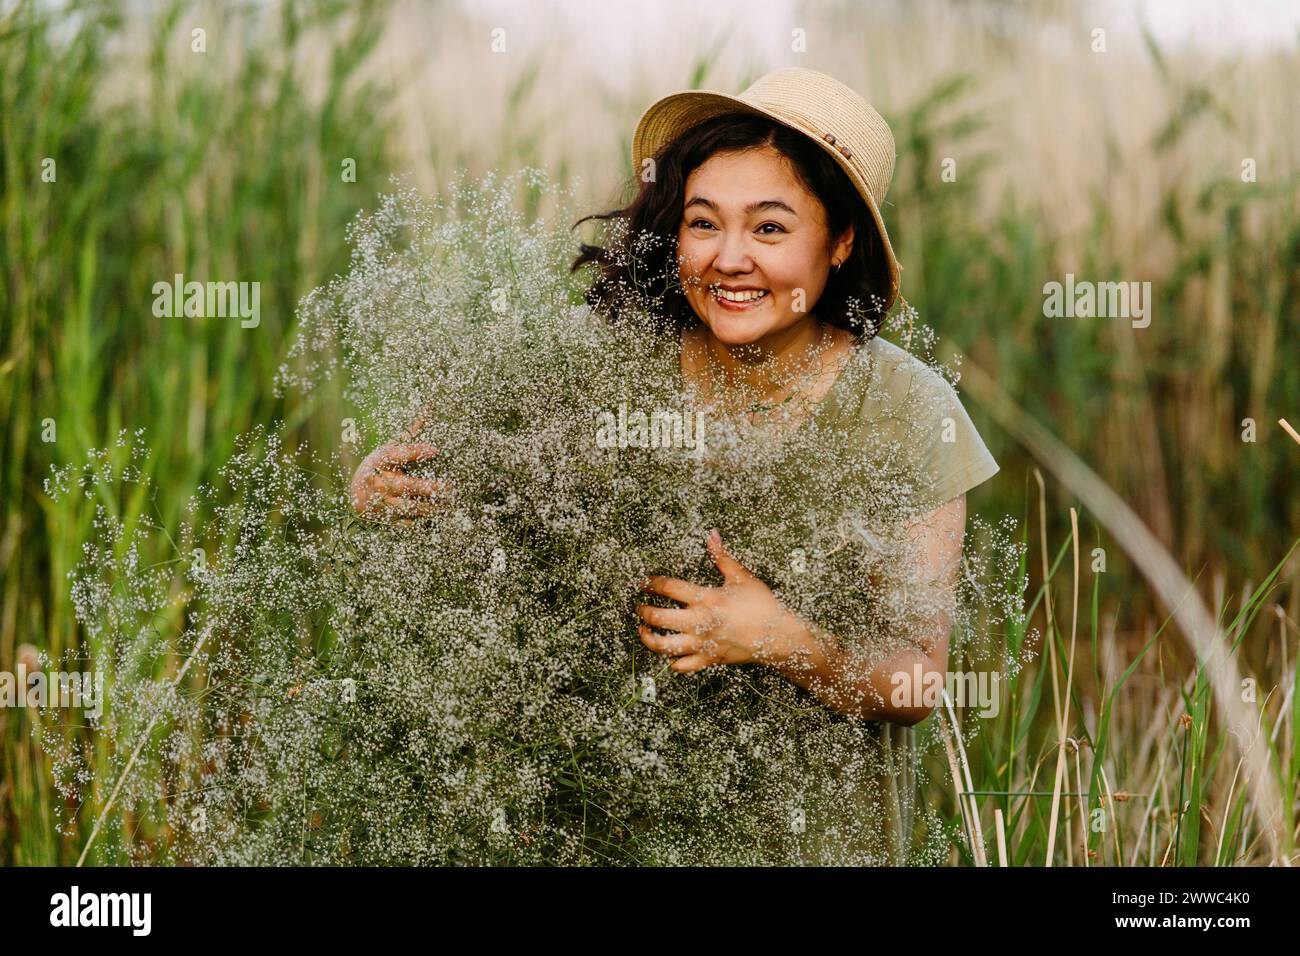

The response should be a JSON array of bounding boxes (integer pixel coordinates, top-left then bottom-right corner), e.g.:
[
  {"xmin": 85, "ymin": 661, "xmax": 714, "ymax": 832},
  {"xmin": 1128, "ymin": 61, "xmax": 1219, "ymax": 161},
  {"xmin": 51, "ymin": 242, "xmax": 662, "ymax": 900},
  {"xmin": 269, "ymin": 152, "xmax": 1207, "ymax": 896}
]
[{"xmin": 675, "ymin": 327, "xmax": 1001, "ymax": 865}]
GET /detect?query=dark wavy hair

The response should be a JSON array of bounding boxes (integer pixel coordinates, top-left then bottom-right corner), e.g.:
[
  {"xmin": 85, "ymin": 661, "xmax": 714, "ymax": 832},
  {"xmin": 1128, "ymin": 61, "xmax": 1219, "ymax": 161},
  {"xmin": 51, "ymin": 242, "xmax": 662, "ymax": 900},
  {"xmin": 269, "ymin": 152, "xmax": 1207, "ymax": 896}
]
[{"xmin": 570, "ymin": 111, "xmax": 891, "ymax": 338}]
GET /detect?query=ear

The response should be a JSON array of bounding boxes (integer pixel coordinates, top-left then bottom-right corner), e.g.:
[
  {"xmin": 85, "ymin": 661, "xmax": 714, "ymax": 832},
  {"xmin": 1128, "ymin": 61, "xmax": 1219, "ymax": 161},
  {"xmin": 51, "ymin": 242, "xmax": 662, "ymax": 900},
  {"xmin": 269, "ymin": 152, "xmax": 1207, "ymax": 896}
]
[{"xmin": 831, "ymin": 223, "xmax": 855, "ymax": 269}]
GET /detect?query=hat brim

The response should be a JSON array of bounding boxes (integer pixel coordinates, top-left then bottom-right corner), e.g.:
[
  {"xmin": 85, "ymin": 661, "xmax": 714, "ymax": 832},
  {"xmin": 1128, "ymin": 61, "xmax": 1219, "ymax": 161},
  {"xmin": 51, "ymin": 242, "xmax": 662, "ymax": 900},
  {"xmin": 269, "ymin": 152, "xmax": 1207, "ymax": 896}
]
[{"xmin": 631, "ymin": 88, "xmax": 900, "ymax": 316}]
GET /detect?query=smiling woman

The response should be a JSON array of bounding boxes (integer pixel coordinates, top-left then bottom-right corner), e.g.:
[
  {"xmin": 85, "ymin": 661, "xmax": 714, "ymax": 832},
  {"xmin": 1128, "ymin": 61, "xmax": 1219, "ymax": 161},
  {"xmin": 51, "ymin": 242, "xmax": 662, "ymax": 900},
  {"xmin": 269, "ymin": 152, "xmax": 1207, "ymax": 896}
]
[{"xmin": 568, "ymin": 67, "xmax": 1001, "ymax": 863}]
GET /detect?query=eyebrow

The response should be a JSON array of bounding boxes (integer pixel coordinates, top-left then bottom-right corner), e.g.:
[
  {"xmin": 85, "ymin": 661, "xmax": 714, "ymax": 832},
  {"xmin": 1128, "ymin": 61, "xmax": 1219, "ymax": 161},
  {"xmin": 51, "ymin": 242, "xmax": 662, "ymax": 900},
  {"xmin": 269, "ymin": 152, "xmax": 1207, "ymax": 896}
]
[{"xmin": 684, "ymin": 196, "xmax": 799, "ymax": 217}]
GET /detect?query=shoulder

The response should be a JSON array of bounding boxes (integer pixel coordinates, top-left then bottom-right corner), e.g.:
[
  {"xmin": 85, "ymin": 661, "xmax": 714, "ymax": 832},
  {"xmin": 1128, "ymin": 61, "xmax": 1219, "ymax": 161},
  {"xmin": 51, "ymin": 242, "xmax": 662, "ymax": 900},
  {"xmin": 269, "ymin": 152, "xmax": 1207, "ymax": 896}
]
[
  {"xmin": 835, "ymin": 334, "xmax": 1000, "ymax": 509},
  {"xmin": 833, "ymin": 334, "xmax": 962, "ymax": 423},
  {"xmin": 862, "ymin": 335, "xmax": 958, "ymax": 406}
]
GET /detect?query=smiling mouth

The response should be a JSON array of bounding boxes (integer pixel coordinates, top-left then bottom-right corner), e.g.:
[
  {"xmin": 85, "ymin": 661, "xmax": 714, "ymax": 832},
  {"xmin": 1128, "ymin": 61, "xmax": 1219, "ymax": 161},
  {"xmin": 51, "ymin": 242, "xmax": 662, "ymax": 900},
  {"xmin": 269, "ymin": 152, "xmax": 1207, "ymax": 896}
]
[{"xmin": 708, "ymin": 285, "xmax": 770, "ymax": 306}]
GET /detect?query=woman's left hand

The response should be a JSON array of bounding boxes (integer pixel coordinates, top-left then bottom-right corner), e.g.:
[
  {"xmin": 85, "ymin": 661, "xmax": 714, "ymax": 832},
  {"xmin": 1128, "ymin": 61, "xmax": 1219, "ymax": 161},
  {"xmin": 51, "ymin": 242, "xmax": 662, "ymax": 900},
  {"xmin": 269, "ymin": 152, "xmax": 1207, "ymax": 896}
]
[{"xmin": 634, "ymin": 528, "xmax": 802, "ymax": 673}]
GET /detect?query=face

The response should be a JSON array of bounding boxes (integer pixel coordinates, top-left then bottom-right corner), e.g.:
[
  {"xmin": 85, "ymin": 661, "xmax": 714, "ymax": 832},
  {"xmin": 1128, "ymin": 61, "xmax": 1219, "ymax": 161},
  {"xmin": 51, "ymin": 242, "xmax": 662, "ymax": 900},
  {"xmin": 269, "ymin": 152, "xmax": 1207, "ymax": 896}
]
[{"xmin": 676, "ymin": 145, "xmax": 853, "ymax": 349}]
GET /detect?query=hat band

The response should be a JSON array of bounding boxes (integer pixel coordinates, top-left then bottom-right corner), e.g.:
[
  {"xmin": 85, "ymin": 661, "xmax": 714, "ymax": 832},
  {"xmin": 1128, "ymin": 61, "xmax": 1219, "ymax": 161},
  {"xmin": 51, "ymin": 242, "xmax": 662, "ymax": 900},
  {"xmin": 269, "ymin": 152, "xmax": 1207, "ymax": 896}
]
[{"xmin": 742, "ymin": 100, "xmax": 859, "ymax": 173}]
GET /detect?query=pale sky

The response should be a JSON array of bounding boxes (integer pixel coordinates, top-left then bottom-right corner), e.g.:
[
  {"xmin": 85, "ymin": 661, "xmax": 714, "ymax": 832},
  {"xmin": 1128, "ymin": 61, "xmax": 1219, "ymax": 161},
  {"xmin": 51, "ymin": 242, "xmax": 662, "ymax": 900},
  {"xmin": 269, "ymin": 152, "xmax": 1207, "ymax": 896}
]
[{"xmin": 463, "ymin": 0, "xmax": 1300, "ymax": 71}]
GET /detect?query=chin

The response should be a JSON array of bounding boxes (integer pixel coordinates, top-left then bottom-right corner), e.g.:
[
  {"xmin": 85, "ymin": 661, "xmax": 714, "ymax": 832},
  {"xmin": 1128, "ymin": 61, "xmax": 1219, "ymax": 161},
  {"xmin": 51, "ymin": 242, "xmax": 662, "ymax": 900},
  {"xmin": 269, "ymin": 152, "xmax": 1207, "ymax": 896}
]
[
  {"xmin": 704, "ymin": 318, "xmax": 779, "ymax": 347},
  {"xmin": 695, "ymin": 305, "xmax": 770, "ymax": 343}
]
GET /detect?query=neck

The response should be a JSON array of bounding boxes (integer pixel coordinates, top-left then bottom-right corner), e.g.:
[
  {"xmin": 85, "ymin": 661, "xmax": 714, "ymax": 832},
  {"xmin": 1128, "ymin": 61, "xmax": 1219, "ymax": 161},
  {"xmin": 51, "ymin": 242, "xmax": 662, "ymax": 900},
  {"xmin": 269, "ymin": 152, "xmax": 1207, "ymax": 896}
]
[{"xmin": 697, "ymin": 316, "xmax": 832, "ymax": 396}]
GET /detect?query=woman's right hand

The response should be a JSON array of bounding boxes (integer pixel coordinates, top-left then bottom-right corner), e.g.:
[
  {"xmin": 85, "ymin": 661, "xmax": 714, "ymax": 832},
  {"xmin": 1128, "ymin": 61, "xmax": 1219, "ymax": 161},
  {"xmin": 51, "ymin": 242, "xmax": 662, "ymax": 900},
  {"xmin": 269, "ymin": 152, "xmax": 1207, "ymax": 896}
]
[{"xmin": 349, "ymin": 439, "xmax": 448, "ymax": 525}]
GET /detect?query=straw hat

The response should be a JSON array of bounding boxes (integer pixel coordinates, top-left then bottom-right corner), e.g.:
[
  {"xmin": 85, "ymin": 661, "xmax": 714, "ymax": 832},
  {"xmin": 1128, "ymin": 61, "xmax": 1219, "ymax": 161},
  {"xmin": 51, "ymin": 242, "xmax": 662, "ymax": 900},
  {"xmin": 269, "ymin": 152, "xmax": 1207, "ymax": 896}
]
[{"xmin": 631, "ymin": 67, "xmax": 901, "ymax": 314}]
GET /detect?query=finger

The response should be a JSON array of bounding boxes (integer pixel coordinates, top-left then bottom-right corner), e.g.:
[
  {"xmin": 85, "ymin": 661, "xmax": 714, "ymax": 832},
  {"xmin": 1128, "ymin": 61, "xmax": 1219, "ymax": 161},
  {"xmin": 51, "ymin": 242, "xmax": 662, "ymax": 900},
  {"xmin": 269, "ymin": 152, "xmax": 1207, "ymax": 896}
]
[
  {"xmin": 671, "ymin": 654, "xmax": 714, "ymax": 674},
  {"xmin": 369, "ymin": 472, "xmax": 446, "ymax": 499},
  {"xmin": 383, "ymin": 495, "xmax": 438, "ymax": 517},
  {"xmin": 352, "ymin": 484, "xmax": 389, "ymax": 512},
  {"xmin": 634, "ymin": 603, "xmax": 704, "ymax": 633},
  {"xmin": 640, "ymin": 575, "xmax": 707, "ymax": 605},
  {"xmin": 371, "ymin": 443, "xmax": 439, "ymax": 470},
  {"xmin": 706, "ymin": 528, "xmax": 751, "ymax": 585},
  {"xmin": 637, "ymin": 625, "xmax": 700, "ymax": 656},
  {"xmin": 398, "ymin": 418, "xmax": 428, "ymax": 442}
]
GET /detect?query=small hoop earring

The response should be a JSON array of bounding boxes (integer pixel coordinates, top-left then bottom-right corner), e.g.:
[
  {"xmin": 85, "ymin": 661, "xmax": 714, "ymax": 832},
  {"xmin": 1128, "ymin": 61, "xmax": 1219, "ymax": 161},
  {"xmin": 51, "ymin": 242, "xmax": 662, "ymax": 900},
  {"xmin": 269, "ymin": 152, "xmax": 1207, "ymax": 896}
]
[{"xmin": 833, "ymin": 262, "xmax": 843, "ymax": 274}]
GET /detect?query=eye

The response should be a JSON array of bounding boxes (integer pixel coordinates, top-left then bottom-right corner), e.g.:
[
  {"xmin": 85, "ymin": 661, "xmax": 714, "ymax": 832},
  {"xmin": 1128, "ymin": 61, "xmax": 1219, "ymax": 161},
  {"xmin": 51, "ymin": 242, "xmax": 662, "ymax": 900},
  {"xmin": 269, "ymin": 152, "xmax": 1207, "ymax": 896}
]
[
  {"xmin": 688, "ymin": 218, "xmax": 716, "ymax": 231},
  {"xmin": 756, "ymin": 222, "xmax": 786, "ymax": 235}
]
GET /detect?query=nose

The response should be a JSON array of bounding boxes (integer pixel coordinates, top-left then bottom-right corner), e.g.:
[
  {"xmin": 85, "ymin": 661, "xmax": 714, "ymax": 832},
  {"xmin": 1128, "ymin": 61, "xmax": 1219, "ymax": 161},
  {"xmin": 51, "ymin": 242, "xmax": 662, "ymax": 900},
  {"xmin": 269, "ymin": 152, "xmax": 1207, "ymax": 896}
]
[{"xmin": 711, "ymin": 229, "xmax": 756, "ymax": 277}]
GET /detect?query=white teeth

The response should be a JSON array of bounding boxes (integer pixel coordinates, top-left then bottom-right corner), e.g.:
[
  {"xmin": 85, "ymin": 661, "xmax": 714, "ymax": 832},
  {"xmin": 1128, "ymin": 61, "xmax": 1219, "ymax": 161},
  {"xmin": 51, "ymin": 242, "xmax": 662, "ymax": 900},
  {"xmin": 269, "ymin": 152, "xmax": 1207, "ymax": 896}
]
[{"xmin": 712, "ymin": 287, "xmax": 768, "ymax": 303}]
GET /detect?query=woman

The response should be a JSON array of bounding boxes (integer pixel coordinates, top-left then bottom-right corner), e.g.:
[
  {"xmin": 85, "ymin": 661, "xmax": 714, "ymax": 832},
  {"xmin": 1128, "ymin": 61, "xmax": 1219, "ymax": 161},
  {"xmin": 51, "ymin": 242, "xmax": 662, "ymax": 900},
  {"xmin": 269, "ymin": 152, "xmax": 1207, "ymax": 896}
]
[{"xmin": 351, "ymin": 68, "xmax": 999, "ymax": 862}]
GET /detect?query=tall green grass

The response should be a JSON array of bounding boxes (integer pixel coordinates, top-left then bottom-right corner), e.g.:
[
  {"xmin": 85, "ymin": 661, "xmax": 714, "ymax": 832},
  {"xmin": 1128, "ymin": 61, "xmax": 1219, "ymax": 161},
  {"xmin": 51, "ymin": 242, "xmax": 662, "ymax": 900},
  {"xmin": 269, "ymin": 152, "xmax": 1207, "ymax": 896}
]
[{"xmin": 1, "ymin": 0, "xmax": 394, "ymax": 863}]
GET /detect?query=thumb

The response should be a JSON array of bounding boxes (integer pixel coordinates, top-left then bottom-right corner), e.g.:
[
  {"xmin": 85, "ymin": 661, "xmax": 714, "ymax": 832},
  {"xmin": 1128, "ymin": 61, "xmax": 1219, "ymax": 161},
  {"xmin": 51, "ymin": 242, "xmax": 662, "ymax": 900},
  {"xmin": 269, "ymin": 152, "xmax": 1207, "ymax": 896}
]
[{"xmin": 707, "ymin": 528, "xmax": 750, "ymax": 584}]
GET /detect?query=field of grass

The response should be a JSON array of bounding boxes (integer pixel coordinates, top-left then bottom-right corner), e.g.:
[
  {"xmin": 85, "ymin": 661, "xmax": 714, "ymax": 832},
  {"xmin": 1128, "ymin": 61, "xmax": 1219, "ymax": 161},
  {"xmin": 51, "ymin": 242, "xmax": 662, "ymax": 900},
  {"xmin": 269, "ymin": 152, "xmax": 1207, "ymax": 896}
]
[{"xmin": 1, "ymin": 0, "xmax": 1297, "ymax": 864}]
